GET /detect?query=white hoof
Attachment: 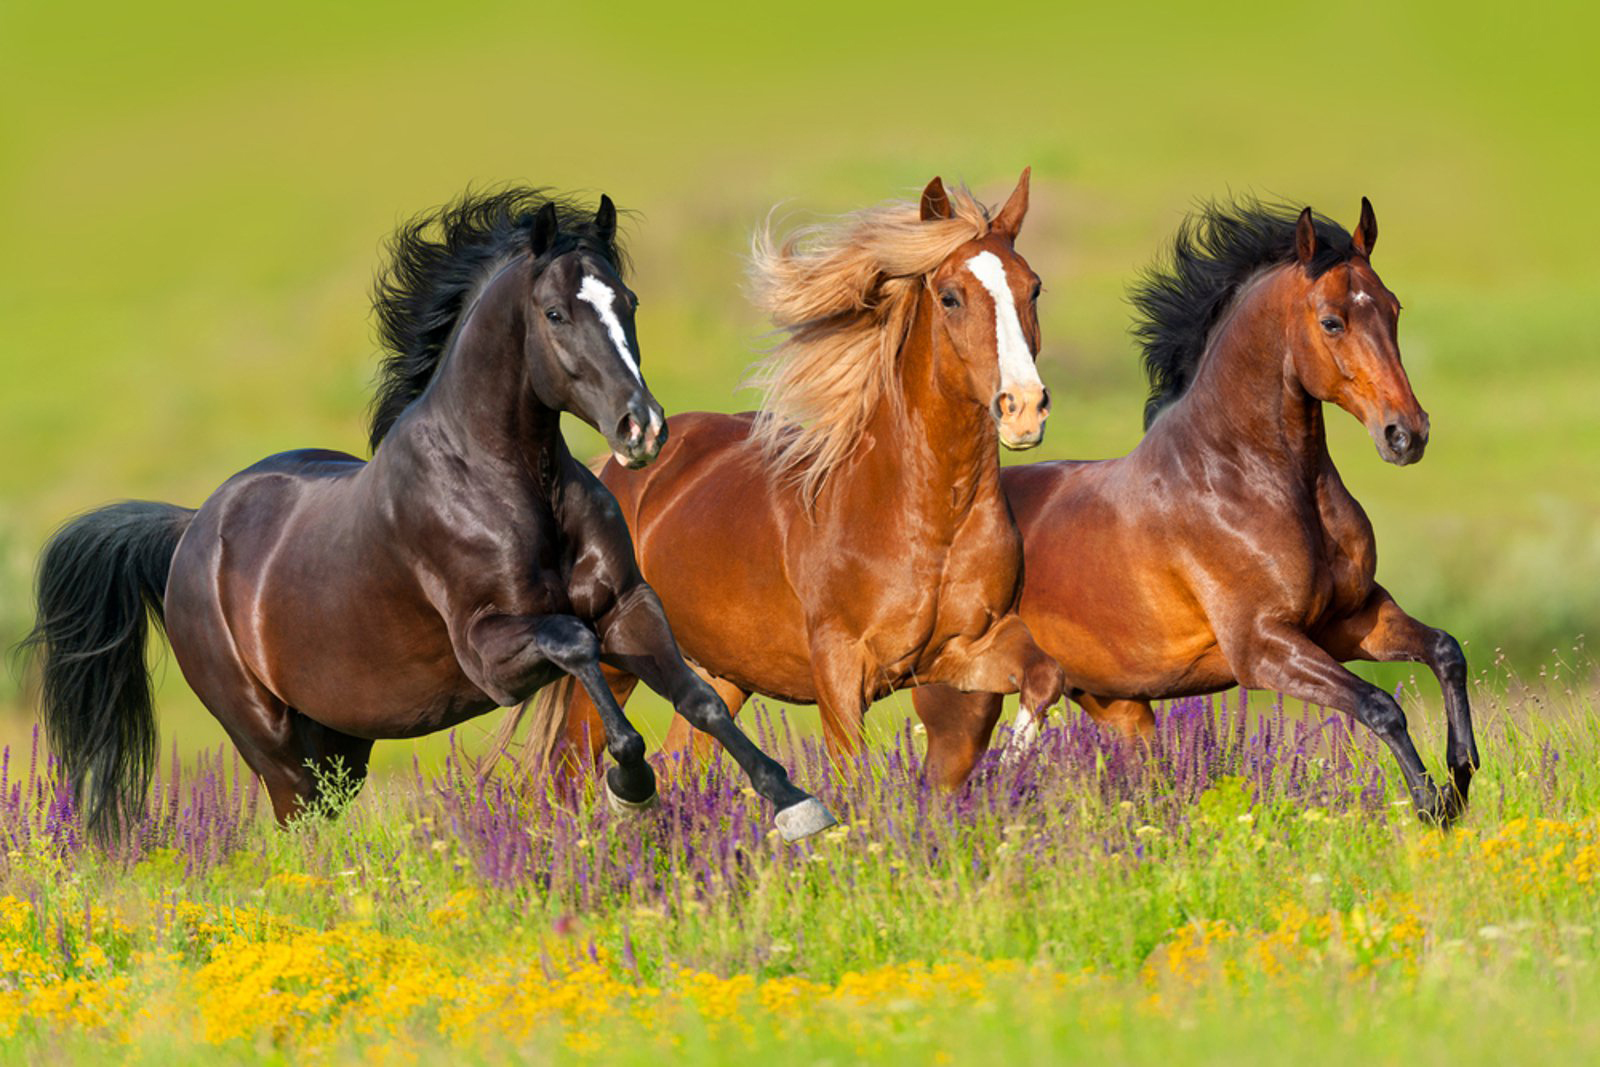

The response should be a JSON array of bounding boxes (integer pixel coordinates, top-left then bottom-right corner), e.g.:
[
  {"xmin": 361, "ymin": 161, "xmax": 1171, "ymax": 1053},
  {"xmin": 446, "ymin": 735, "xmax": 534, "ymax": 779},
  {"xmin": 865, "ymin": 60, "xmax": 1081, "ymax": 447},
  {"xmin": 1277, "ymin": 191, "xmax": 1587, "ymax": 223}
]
[
  {"xmin": 605, "ymin": 781, "xmax": 659, "ymax": 816},
  {"xmin": 774, "ymin": 797, "xmax": 838, "ymax": 842}
]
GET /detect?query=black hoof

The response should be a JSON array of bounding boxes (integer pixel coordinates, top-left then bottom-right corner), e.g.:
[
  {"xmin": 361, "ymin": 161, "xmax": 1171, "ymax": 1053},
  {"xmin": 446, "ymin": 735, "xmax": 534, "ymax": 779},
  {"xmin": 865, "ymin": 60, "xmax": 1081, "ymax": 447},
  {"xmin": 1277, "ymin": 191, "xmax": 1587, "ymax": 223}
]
[
  {"xmin": 1414, "ymin": 781, "xmax": 1462, "ymax": 829},
  {"xmin": 606, "ymin": 763, "xmax": 657, "ymax": 807}
]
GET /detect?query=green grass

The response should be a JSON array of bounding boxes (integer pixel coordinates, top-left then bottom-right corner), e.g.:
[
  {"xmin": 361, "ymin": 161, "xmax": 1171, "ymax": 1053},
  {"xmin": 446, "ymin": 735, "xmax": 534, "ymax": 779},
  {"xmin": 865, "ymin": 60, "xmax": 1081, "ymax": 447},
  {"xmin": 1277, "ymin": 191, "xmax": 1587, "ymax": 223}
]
[{"xmin": 0, "ymin": 675, "xmax": 1595, "ymax": 1062}]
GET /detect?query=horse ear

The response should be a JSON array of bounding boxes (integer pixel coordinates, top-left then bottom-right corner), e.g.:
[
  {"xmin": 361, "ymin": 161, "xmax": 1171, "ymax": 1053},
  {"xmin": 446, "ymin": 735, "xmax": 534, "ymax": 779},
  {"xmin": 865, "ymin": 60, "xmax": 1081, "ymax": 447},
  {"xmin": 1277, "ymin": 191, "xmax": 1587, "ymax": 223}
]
[
  {"xmin": 992, "ymin": 167, "xmax": 1031, "ymax": 237},
  {"xmin": 1295, "ymin": 207, "xmax": 1317, "ymax": 268},
  {"xmin": 530, "ymin": 201, "xmax": 560, "ymax": 256},
  {"xmin": 1353, "ymin": 196, "xmax": 1378, "ymax": 256},
  {"xmin": 595, "ymin": 194, "xmax": 617, "ymax": 246},
  {"xmin": 920, "ymin": 177, "xmax": 952, "ymax": 221}
]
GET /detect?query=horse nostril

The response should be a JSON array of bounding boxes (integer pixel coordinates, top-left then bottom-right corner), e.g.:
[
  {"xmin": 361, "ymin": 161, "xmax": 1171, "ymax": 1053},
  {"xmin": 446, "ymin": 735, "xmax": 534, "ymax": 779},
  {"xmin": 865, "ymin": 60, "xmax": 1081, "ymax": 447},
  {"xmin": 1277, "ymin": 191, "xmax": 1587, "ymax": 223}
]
[
  {"xmin": 618, "ymin": 413, "xmax": 643, "ymax": 447},
  {"xmin": 1038, "ymin": 387, "xmax": 1051, "ymax": 417},
  {"xmin": 1385, "ymin": 423, "xmax": 1410, "ymax": 453},
  {"xmin": 991, "ymin": 392, "xmax": 1018, "ymax": 422}
]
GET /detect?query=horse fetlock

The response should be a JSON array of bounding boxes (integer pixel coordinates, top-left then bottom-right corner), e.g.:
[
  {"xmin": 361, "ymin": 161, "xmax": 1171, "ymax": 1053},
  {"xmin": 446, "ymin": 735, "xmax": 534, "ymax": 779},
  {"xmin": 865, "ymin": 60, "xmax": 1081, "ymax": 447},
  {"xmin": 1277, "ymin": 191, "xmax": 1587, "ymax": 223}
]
[{"xmin": 607, "ymin": 732, "xmax": 648, "ymax": 769}]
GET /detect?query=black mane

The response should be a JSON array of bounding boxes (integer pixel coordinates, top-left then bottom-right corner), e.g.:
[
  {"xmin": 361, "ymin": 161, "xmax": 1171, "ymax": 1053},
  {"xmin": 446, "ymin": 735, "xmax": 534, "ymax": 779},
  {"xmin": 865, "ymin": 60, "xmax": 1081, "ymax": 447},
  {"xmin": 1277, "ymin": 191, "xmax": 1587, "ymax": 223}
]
[
  {"xmin": 368, "ymin": 187, "xmax": 629, "ymax": 451},
  {"xmin": 1131, "ymin": 199, "xmax": 1355, "ymax": 429}
]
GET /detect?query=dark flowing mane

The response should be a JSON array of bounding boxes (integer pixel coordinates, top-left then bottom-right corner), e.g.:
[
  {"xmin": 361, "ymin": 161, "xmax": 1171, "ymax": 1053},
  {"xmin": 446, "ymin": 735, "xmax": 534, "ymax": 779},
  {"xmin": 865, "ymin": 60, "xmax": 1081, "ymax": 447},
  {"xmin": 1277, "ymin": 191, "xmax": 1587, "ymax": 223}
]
[
  {"xmin": 1131, "ymin": 199, "xmax": 1354, "ymax": 429},
  {"xmin": 367, "ymin": 187, "xmax": 629, "ymax": 451}
]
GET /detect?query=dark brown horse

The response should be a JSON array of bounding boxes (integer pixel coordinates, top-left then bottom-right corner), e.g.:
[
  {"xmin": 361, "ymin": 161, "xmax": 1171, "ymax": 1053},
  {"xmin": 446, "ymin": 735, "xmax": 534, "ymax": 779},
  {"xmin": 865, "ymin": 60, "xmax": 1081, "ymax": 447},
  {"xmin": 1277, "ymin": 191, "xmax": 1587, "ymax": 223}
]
[
  {"xmin": 549, "ymin": 173, "xmax": 1065, "ymax": 780},
  {"xmin": 24, "ymin": 188, "xmax": 835, "ymax": 840},
  {"xmin": 912, "ymin": 198, "xmax": 1479, "ymax": 824}
]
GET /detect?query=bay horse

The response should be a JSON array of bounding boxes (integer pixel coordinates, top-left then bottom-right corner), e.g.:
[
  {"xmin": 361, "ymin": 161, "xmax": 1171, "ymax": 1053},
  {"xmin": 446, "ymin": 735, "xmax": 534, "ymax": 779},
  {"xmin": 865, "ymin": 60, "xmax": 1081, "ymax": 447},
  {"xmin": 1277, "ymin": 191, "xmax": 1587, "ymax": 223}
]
[
  {"xmin": 912, "ymin": 198, "xmax": 1479, "ymax": 824},
  {"xmin": 24, "ymin": 187, "xmax": 835, "ymax": 840},
  {"xmin": 547, "ymin": 172, "xmax": 1066, "ymax": 777}
]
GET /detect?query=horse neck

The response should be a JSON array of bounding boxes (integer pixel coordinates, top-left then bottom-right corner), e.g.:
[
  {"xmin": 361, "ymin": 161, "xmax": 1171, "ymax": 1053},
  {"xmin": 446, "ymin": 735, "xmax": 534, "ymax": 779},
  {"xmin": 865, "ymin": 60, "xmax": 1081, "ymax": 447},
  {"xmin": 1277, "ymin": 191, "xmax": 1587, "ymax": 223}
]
[
  {"xmin": 1162, "ymin": 268, "xmax": 1329, "ymax": 485},
  {"xmin": 848, "ymin": 285, "xmax": 1002, "ymax": 520},
  {"xmin": 410, "ymin": 258, "xmax": 566, "ymax": 481}
]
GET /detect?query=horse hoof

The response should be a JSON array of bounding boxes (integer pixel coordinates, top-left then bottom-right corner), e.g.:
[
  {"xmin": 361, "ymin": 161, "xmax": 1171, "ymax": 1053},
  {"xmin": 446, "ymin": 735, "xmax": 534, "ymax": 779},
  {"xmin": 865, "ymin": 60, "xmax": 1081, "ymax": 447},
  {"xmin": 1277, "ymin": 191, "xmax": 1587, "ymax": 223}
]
[
  {"xmin": 1413, "ymin": 783, "xmax": 1460, "ymax": 829},
  {"xmin": 605, "ymin": 780, "xmax": 659, "ymax": 816},
  {"xmin": 774, "ymin": 797, "xmax": 838, "ymax": 842}
]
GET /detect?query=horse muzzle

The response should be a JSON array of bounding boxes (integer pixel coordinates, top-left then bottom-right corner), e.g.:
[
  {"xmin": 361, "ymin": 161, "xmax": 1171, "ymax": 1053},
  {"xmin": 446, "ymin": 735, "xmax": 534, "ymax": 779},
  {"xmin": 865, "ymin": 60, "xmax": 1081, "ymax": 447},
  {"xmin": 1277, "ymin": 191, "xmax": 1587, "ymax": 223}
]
[
  {"xmin": 1374, "ymin": 412, "xmax": 1429, "ymax": 466},
  {"xmin": 612, "ymin": 404, "xmax": 668, "ymax": 469},
  {"xmin": 993, "ymin": 383, "xmax": 1050, "ymax": 451}
]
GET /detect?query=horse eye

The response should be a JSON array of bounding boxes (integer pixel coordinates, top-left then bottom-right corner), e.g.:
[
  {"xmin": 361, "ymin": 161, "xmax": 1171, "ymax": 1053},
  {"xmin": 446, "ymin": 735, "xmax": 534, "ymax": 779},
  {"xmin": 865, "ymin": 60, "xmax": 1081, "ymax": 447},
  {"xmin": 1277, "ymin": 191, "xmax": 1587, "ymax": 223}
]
[
  {"xmin": 1030, "ymin": 283, "xmax": 1042, "ymax": 302},
  {"xmin": 545, "ymin": 309, "xmax": 562, "ymax": 324},
  {"xmin": 940, "ymin": 292, "xmax": 961, "ymax": 310},
  {"xmin": 1320, "ymin": 317, "xmax": 1344, "ymax": 335}
]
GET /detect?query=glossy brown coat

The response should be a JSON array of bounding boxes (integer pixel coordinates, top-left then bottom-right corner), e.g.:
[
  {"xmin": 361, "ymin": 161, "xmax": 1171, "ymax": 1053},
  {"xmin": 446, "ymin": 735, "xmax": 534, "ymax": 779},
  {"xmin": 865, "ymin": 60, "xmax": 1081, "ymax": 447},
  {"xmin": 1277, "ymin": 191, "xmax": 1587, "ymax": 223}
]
[
  {"xmin": 913, "ymin": 201, "xmax": 1480, "ymax": 823},
  {"xmin": 560, "ymin": 174, "xmax": 1064, "ymax": 772}
]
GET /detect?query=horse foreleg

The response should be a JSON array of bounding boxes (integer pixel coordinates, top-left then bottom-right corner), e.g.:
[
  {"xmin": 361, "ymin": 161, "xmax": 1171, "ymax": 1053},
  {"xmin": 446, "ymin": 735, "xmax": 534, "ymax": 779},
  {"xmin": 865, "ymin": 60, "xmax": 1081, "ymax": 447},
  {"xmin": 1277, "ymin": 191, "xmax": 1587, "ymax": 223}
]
[
  {"xmin": 661, "ymin": 666, "xmax": 748, "ymax": 767},
  {"xmin": 598, "ymin": 587, "xmax": 835, "ymax": 840},
  {"xmin": 1317, "ymin": 586, "xmax": 1479, "ymax": 808},
  {"xmin": 910, "ymin": 685, "xmax": 1004, "ymax": 789},
  {"xmin": 808, "ymin": 633, "xmax": 875, "ymax": 774},
  {"xmin": 559, "ymin": 666, "xmax": 639, "ymax": 782},
  {"xmin": 466, "ymin": 613, "xmax": 656, "ymax": 807},
  {"xmin": 1229, "ymin": 622, "xmax": 1457, "ymax": 825}
]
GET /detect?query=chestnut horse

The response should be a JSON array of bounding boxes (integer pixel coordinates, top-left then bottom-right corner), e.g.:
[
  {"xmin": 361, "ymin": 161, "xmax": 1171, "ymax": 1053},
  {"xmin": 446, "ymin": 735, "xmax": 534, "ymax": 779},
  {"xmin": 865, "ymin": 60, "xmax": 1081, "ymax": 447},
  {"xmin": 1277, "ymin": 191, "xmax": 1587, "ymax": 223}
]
[
  {"xmin": 912, "ymin": 198, "xmax": 1479, "ymax": 824},
  {"xmin": 25, "ymin": 188, "xmax": 834, "ymax": 840},
  {"xmin": 542, "ymin": 172, "xmax": 1065, "ymax": 778}
]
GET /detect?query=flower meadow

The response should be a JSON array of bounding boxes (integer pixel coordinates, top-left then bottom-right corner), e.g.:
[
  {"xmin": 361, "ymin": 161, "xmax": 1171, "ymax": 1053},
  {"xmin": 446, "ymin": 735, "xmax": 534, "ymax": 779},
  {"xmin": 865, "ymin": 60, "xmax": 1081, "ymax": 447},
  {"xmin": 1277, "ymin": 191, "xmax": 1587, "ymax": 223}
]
[{"xmin": 1, "ymin": 679, "xmax": 1597, "ymax": 1064}]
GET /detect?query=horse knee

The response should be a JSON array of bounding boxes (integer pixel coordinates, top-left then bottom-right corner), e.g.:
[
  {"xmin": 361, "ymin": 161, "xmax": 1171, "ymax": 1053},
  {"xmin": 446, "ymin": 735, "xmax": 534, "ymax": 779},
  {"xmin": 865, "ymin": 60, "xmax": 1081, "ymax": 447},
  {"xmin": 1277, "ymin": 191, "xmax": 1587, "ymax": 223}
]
[
  {"xmin": 1430, "ymin": 631, "xmax": 1467, "ymax": 678},
  {"xmin": 1359, "ymin": 692, "xmax": 1407, "ymax": 736},
  {"xmin": 540, "ymin": 619, "xmax": 600, "ymax": 668}
]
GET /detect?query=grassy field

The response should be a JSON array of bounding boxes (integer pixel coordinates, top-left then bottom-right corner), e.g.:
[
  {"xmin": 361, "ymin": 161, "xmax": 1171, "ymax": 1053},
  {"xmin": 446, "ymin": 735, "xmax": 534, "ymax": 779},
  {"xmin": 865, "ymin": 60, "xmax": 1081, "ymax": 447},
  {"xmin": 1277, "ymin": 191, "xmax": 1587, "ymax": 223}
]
[
  {"xmin": 0, "ymin": 5, "xmax": 1597, "ymax": 1058},
  {"xmin": 0, "ymin": 675, "xmax": 1595, "ymax": 1062}
]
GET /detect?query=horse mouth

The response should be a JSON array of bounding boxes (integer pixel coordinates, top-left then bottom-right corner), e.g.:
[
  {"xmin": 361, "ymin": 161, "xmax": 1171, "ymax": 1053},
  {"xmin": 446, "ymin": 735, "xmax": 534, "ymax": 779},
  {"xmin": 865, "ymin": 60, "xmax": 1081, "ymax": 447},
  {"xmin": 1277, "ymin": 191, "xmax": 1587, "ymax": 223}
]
[{"xmin": 998, "ymin": 426, "xmax": 1046, "ymax": 451}]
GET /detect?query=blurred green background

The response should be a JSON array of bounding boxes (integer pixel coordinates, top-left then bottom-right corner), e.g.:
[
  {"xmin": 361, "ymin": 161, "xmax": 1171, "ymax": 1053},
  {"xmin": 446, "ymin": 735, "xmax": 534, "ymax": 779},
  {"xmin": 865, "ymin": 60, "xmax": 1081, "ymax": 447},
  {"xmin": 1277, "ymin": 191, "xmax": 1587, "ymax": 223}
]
[{"xmin": 2, "ymin": 0, "xmax": 1595, "ymax": 768}]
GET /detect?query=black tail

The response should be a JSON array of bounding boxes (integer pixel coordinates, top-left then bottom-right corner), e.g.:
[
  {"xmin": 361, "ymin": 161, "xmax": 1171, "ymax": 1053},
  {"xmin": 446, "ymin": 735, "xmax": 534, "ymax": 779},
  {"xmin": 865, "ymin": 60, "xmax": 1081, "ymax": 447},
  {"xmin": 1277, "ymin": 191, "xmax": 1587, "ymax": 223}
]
[{"xmin": 19, "ymin": 501, "xmax": 195, "ymax": 835}]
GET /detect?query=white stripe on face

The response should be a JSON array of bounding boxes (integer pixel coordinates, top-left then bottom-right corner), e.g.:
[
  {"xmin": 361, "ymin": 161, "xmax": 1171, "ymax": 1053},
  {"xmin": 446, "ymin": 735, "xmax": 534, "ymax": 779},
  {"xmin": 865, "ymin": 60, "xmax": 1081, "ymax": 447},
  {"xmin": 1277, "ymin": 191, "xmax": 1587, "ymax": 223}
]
[
  {"xmin": 576, "ymin": 275, "xmax": 642, "ymax": 384},
  {"xmin": 964, "ymin": 251, "xmax": 1042, "ymax": 394}
]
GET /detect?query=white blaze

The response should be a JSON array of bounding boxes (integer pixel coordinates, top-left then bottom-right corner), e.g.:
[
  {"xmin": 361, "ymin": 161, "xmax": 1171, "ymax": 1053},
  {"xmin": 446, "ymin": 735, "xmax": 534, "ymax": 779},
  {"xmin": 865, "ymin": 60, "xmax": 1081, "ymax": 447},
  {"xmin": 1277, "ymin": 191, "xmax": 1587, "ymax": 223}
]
[
  {"xmin": 576, "ymin": 275, "xmax": 642, "ymax": 384},
  {"xmin": 964, "ymin": 251, "xmax": 1042, "ymax": 396}
]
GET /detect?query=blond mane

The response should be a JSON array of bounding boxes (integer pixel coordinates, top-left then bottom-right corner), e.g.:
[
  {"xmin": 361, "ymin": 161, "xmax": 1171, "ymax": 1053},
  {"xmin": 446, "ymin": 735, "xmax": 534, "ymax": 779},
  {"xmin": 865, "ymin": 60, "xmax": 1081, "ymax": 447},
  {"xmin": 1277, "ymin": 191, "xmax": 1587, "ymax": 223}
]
[{"xmin": 743, "ymin": 186, "xmax": 992, "ymax": 506}]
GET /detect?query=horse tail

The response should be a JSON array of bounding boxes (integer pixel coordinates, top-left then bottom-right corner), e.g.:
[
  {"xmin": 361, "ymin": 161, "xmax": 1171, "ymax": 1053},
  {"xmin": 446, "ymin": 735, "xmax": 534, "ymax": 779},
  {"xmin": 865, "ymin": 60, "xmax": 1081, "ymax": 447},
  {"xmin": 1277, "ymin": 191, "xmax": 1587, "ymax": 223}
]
[
  {"xmin": 520, "ymin": 675, "xmax": 578, "ymax": 779},
  {"xmin": 20, "ymin": 501, "xmax": 195, "ymax": 834},
  {"xmin": 482, "ymin": 674, "xmax": 578, "ymax": 783}
]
